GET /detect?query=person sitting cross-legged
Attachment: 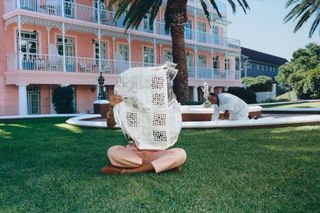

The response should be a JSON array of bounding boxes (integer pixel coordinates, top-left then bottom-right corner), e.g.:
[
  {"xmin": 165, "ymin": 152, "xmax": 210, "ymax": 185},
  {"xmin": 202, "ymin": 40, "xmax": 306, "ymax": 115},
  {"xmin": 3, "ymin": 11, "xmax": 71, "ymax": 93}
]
[{"xmin": 101, "ymin": 95, "xmax": 187, "ymax": 175}]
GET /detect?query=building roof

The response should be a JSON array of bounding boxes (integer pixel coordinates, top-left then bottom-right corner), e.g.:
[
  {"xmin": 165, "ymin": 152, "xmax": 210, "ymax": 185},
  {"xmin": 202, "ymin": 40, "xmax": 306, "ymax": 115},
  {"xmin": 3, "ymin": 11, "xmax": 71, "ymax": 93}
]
[{"xmin": 241, "ymin": 47, "xmax": 288, "ymax": 66}]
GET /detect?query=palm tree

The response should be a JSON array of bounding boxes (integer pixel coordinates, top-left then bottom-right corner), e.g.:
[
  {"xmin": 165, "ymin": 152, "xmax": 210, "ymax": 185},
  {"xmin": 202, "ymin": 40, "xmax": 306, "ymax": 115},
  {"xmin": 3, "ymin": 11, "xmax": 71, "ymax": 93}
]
[
  {"xmin": 285, "ymin": 0, "xmax": 320, "ymax": 38},
  {"xmin": 108, "ymin": 0, "xmax": 249, "ymax": 103}
]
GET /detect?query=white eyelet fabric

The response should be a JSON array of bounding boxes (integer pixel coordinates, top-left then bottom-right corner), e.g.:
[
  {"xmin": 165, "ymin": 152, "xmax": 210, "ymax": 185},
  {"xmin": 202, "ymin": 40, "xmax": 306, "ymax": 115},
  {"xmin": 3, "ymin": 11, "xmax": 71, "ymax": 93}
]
[{"xmin": 113, "ymin": 62, "xmax": 182, "ymax": 150}]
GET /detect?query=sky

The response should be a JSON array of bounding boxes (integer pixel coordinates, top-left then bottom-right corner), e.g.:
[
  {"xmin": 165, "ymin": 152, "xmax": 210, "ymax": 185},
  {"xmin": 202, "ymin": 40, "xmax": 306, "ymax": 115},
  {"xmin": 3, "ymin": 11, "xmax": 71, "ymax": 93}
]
[{"xmin": 224, "ymin": 0, "xmax": 320, "ymax": 60}]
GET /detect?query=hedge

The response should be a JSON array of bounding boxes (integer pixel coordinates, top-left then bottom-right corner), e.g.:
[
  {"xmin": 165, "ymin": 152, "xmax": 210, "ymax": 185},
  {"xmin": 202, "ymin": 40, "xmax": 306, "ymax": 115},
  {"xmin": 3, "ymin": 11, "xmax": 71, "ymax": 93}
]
[
  {"xmin": 242, "ymin": 75, "xmax": 273, "ymax": 92},
  {"xmin": 227, "ymin": 87, "xmax": 256, "ymax": 104}
]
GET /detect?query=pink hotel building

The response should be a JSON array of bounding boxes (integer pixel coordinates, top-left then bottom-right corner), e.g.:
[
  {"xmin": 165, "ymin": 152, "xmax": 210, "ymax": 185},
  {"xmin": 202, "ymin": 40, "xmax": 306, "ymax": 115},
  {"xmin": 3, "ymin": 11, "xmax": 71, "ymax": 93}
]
[{"xmin": 0, "ymin": 0, "xmax": 242, "ymax": 116}]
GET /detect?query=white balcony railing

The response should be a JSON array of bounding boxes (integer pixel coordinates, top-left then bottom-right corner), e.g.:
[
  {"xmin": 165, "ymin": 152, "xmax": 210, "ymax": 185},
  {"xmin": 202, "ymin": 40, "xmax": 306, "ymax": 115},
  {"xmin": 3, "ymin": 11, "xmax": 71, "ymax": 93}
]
[
  {"xmin": 188, "ymin": 66, "xmax": 240, "ymax": 80},
  {"xmin": 7, "ymin": 53, "xmax": 241, "ymax": 81},
  {"xmin": 4, "ymin": 0, "xmax": 240, "ymax": 50}
]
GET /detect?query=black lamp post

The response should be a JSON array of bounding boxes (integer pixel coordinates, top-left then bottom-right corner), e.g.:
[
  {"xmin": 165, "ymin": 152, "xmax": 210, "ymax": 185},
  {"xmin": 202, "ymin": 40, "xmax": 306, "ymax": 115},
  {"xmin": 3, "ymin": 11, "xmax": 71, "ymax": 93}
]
[{"xmin": 97, "ymin": 71, "xmax": 106, "ymax": 100}]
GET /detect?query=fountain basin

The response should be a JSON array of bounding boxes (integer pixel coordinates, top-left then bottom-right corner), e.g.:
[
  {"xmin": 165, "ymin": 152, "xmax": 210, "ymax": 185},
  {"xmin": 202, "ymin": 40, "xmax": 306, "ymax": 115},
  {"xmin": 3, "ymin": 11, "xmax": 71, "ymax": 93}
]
[{"xmin": 180, "ymin": 105, "xmax": 262, "ymax": 121}]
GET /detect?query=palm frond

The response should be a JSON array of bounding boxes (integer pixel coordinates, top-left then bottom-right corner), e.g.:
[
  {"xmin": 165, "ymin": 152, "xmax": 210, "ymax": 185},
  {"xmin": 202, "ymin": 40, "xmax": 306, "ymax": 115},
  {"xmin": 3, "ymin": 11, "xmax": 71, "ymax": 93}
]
[
  {"xmin": 284, "ymin": 0, "xmax": 320, "ymax": 37},
  {"xmin": 227, "ymin": 0, "xmax": 236, "ymax": 13},
  {"xmin": 164, "ymin": 0, "xmax": 172, "ymax": 33},
  {"xmin": 204, "ymin": 0, "xmax": 249, "ymax": 27},
  {"xmin": 309, "ymin": 12, "xmax": 320, "ymax": 37},
  {"xmin": 108, "ymin": 0, "xmax": 162, "ymax": 31},
  {"xmin": 286, "ymin": 0, "xmax": 300, "ymax": 8},
  {"xmin": 199, "ymin": 0, "xmax": 211, "ymax": 26},
  {"xmin": 236, "ymin": 0, "xmax": 250, "ymax": 14},
  {"xmin": 209, "ymin": 0, "xmax": 222, "ymax": 18}
]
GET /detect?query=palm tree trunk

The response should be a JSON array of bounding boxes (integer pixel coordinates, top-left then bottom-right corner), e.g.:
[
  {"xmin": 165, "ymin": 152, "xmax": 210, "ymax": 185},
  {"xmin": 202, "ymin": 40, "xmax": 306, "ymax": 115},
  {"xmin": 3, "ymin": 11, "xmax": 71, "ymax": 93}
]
[{"xmin": 166, "ymin": 0, "xmax": 189, "ymax": 104}]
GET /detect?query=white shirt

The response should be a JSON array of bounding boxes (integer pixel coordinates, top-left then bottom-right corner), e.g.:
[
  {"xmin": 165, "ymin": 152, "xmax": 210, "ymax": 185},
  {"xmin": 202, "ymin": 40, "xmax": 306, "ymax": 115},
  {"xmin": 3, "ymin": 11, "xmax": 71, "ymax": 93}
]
[{"xmin": 212, "ymin": 93, "xmax": 249, "ymax": 121}]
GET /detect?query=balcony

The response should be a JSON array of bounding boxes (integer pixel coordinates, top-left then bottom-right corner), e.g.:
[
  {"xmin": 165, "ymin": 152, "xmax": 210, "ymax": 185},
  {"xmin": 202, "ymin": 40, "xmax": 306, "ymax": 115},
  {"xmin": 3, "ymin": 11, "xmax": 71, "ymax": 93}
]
[
  {"xmin": 162, "ymin": 0, "xmax": 227, "ymax": 16},
  {"xmin": 188, "ymin": 67, "xmax": 240, "ymax": 80},
  {"xmin": 7, "ymin": 53, "xmax": 241, "ymax": 81},
  {"xmin": 4, "ymin": 0, "xmax": 240, "ymax": 51}
]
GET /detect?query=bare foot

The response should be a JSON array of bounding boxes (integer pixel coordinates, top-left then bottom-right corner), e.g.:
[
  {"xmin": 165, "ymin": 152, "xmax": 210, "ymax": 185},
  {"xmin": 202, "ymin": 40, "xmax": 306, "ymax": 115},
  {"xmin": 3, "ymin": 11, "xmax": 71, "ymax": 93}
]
[
  {"xmin": 101, "ymin": 165, "xmax": 123, "ymax": 175},
  {"xmin": 174, "ymin": 166, "xmax": 182, "ymax": 172}
]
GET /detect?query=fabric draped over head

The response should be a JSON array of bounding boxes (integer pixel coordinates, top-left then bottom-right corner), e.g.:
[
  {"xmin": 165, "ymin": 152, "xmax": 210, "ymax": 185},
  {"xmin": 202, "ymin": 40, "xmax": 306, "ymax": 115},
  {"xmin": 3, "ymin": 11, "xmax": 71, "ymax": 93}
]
[{"xmin": 113, "ymin": 62, "xmax": 182, "ymax": 150}]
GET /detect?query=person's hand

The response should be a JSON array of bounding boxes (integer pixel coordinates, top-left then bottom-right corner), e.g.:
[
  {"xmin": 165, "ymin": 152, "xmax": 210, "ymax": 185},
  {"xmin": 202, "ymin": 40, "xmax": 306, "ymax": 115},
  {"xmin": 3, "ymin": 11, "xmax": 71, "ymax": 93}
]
[
  {"xmin": 110, "ymin": 95, "xmax": 123, "ymax": 106},
  {"xmin": 224, "ymin": 111, "xmax": 230, "ymax": 119}
]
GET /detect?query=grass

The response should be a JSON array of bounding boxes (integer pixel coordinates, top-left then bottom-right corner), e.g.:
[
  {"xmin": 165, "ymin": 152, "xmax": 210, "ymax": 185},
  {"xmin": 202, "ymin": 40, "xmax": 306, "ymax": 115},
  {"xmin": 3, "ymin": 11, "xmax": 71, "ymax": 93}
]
[
  {"xmin": 1, "ymin": 118, "xmax": 320, "ymax": 212},
  {"xmin": 276, "ymin": 91, "xmax": 297, "ymax": 101},
  {"xmin": 262, "ymin": 101, "xmax": 320, "ymax": 108}
]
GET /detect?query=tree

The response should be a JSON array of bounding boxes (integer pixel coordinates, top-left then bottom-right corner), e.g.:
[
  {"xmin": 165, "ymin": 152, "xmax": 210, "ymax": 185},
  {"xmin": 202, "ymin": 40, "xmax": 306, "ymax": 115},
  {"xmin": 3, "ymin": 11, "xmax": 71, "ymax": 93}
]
[
  {"xmin": 276, "ymin": 43, "xmax": 320, "ymax": 99},
  {"xmin": 108, "ymin": 0, "xmax": 249, "ymax": 103},
  {"xmin": 52, "ymin": 86, "xmax": 75, "ymax": 113},
  {"xmin": 284, "ymin": 0, "xmax": 320, "ymax": 37},
  {"xmin": 307, "ymin": 65, "xmax": 320, "ymax": 98}
]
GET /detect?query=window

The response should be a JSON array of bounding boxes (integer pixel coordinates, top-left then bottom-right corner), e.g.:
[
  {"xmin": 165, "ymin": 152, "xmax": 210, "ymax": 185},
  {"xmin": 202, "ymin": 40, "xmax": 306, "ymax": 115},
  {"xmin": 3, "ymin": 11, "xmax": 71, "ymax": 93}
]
[
  {"xmin": 143, "ymin": 13, "xmax": 154, "ymax": 33},
  {"xmin": 119, "ymin": 44, "xmax": 129, "ymax": 61},
  {"xmin": 185, "ymin": 19, "xmax": 192, "ymax": 40},
  {"xmin": 235, "ymin": 57, "xmax": 240, "ymax": 70},
  {"xmin": 64, "ymin": 0, "xmax": 74, "ymax": 18},
  {"xmin": 213, "ymin": 56, "xmax": 219, "ymax": 69},
  {"xmin": 186, "ymin": 52, "xmax": 193, "ymax": 67},
  {"xmin": 57, "ymin": 36, "xmax": 75, "ymax": 72},
  {"xmin": 198, "ymin": 55, "xmax": 207, "ymax": 67},
  {"xmin": 17, "ymin": 31, "xmax": 38, "ymax": 54},
  {"xmin": 163, "ymin": 51, "xmax": 173, "ymax": 62},
  {"xmin": 143, "ymin": 47, "xmax": 154, "ymax": 66},
  {"xmin": 212, "ymin": 26, "xmax": 219, "ymax": 45},
  {"xmin": 94, "ymin": 0, "xmax": 106, "ymax": 21},
  {"xmin": 198, "ymin": 22, "xmax": 206, "ymax": 42},
  {"xmin": 94, "ymin": 42, "xmax": 107, "ymax": 64},
  {"xmin": 27, "ymin": 85, "xmax": 40, "ymax": 115},
  {"xmin": 224, "ymin": 58, "xmax": 230, "ymax": 70},
  {"xmin": 57, "ymin": 37, "xmax": 75, "ymax": 56},
  {"xmin": 256, "ymin": 64, "xmax": 260, "ymax": 71},
  {"xmin": 17, "ymin": 31, "xmax": 39, "ymax": 70}
]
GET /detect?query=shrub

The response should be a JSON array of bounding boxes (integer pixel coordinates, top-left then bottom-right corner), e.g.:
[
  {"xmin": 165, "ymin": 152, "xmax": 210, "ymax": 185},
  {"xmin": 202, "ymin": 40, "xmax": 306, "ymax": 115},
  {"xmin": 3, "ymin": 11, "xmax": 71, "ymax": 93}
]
[
  {"xmin": 52, "ymin": 86, "xmax": 75, "ymax": 113},
  {"xmin": 242, "ymin": 75, "xmax": 273, "ymax": 92},
  {"xmin": 289, "ymin": 72, "xmax": 312, "ymax": 99},
  {"xmin": 227, "ymin": 87, "xmax": 256, "ymax": 104},
  {"xmin": 307, "ymin": 66, "xmax": 320, "ymax": 99},
  {"xmin": 182, "ymin": 101, "xmax": 203, "ymax": 105}
]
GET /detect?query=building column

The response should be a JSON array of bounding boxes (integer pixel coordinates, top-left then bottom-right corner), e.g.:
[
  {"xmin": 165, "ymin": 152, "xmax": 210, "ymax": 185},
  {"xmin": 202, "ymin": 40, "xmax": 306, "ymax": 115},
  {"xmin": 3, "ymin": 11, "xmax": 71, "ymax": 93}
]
[
  {"xmin": 97, "ymin": 0, "xmax": 101, "ymax": 24},
  {"xmin": 96, "ymin": 85, "xmax": 100, "ymax": 99},
  {"xmin": 153, "ymin": 38, "xmax": 156, "ymax": 65},
  {"xmin": 18, "ymin": 84, "xmax": 28, "ymax": 115},
  {"xmin": 49, "ymin": 86, "xmax": 56, "ymax": 114},
  {"xmin": 194, "ymin": 45, "xmax": 198, "ymax": 78},
  {"xmin": 62, "ymin": 23, "xmax": 66, "ymax": 72},
  {"xmin": 18, "ymin": 15, "xmax": 22, "ymax": 70},
  {"xmin": 61, "ymin": 0, "xmax": 65, "ymax": 17},
  {"xmin": 193, "ymin": 7, "xmax": 197, "ymax": 41},
  {"xmin": 128, "ymin": 34, "xmax": 132, "ymax": 68},
  {"xmin": 98, "ymin": 29, "xmax": 102, "ymax": 72},
  {"xmin": 193, "ymin": 86, "xmax": 198, "ymax": 102},
  {"xmin": 112, "ymin": 37, "xmax": 115, "ymax": 59},
  {"xmin": 46, "ymin": 27, "xmax": 51, "ymax": 47}
]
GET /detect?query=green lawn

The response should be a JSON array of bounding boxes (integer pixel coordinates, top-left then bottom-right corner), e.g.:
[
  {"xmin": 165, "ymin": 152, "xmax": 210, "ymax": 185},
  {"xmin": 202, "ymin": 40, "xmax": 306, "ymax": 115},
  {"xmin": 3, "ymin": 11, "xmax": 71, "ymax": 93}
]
[
  {"xmin": 1, "ymin": 118, "xmax": 320, "ymax": 212},
  {"xmin": 262, "ymin": 101, "xmax": 320, "ymax": 108},
  {"xmin": 276, "ymin": 91, "xmax": 297, "ymax": 101}
]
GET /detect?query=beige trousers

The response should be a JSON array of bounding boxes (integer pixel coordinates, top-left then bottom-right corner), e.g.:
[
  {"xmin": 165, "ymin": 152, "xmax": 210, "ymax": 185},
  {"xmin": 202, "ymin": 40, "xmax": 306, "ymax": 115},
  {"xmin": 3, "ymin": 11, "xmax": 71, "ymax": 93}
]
[{"xmin": 107, "ymin": 144, "xmax": 187, "ymax": 173}]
